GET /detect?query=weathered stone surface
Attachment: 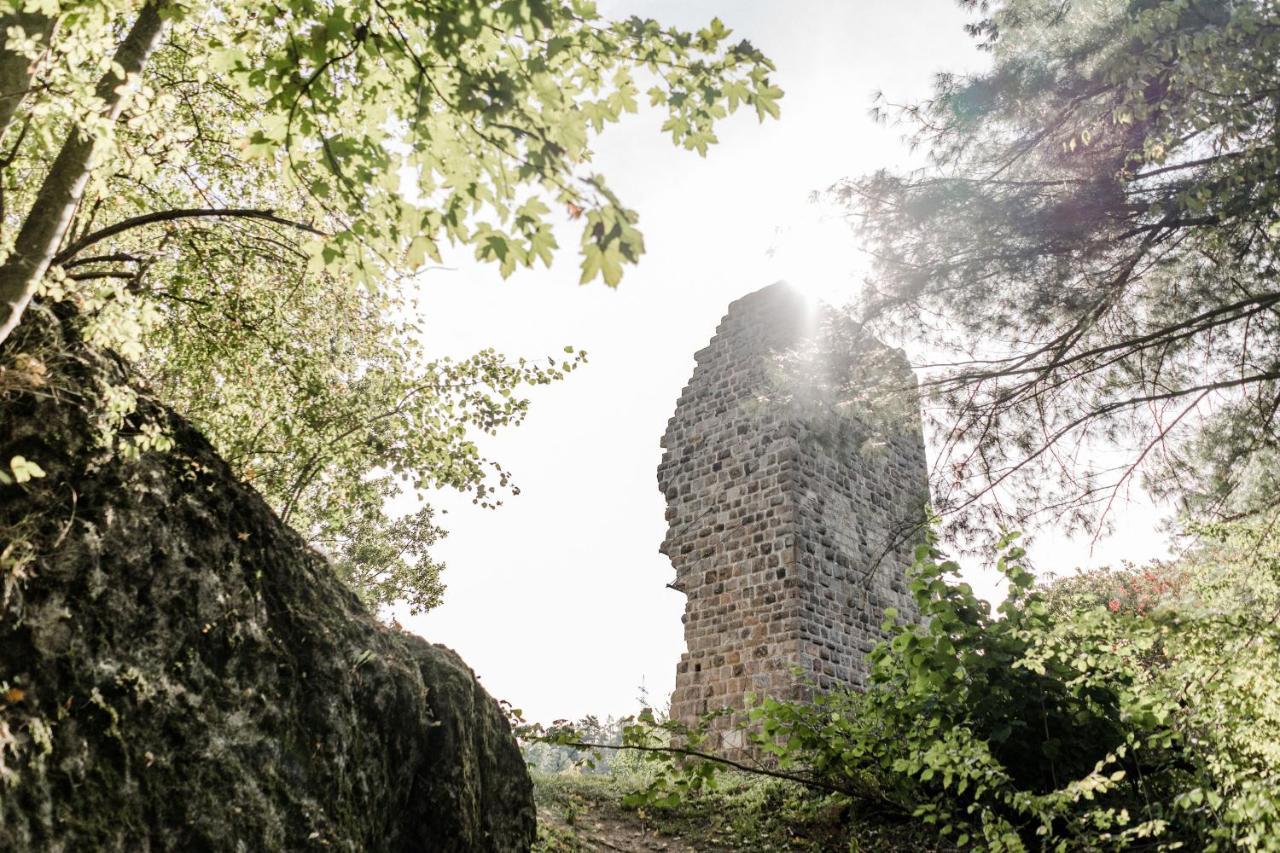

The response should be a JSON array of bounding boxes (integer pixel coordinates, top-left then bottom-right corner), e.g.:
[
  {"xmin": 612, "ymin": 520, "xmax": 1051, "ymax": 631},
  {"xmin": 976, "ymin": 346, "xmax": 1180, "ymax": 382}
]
[
  {"xmin": 659, "ymin": 283, "xmax": 929, "ymax": 737},
  {"xmin": 0, "ymin": 307, "xmax": 535, "ymax": 851}
]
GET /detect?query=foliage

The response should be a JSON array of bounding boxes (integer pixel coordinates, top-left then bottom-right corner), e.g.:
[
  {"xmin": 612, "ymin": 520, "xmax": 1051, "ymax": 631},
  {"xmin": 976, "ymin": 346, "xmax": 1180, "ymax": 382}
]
[
  {"xmin": 531, "ymin": 767, "xmax": 940, "ymax": 852},
  {"xmin": 556, "ymin": 528, "xmax": 1280, "ymax": 850},
  {"xmin": 838, "ymin": 0, "xmax": 1280, "ymax": 540},
  {"xmin": 0, "ymin": 0, "xmax": 780, "ymax": 609},
  {"xmin": 1042, "ymin": 559, "xmax": 1187, "ymax": 617},
  {"xmin": 140, "ymin": 263, "xmax": 584, "ymax": 613},
  {"xmin": 523, "ymin": 714, "xmax": 632, "ymax": 776}
]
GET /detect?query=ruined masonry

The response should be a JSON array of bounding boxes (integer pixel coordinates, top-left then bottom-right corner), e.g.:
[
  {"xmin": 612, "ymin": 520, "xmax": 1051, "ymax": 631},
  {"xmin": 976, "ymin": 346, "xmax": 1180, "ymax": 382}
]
[{"xmin": 659, "ymin": 283, "xmax": 929, "ymax": 743}]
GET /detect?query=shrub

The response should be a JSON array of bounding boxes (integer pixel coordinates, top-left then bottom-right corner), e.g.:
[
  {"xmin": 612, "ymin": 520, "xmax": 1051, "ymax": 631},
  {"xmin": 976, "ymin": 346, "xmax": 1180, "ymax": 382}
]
[{"xmin": 601, "ymin": 527, "xmax": 1280, "ymax": 851}]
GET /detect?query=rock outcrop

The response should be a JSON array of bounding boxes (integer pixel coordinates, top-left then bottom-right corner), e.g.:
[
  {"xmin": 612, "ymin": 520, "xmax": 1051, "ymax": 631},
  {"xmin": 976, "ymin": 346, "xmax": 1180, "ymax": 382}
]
[{"xmin": 0, "ymin": 307, "xmax": 535, "ymax": 851}]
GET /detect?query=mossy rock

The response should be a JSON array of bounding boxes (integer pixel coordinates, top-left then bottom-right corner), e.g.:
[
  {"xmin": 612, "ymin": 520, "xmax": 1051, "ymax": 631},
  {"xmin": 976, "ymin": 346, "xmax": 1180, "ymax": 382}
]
[{"xmin": 0, "ymin": 307, "xmax": 535, "ymax": 851}]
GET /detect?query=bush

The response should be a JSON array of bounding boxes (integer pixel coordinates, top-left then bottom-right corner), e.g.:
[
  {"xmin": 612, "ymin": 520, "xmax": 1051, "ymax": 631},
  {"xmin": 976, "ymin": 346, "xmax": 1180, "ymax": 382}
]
[{"xmin": 609, "ymin": 527, "xmax": 1280, "ymax": 851}]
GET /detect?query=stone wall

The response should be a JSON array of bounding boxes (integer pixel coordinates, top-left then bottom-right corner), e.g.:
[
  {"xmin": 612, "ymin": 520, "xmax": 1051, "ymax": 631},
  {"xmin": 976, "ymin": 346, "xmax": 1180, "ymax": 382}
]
[{"xmin": 659, "ymin": 283, "xmax": 929, "ymax": 742}]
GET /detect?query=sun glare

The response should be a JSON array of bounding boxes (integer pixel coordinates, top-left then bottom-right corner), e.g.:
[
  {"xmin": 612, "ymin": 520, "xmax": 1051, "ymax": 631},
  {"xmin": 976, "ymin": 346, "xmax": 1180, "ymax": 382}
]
[{"xmin": 761, "ymin": 200, "xmax": 868, "ymax": 308}]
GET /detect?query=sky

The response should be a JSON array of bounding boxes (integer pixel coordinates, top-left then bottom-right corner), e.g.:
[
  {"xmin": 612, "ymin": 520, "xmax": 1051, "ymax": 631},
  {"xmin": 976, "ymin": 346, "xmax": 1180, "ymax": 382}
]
[{"xmin": 395, "ymin": 1, "xmax": 1173, "ymax": 724}]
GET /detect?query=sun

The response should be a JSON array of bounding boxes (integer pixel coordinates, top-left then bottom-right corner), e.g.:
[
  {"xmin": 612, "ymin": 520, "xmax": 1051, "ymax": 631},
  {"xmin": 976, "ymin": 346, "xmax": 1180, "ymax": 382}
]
[{"xmin": 759, "ymin": 200, "xmax": 867, "ymax": 309}]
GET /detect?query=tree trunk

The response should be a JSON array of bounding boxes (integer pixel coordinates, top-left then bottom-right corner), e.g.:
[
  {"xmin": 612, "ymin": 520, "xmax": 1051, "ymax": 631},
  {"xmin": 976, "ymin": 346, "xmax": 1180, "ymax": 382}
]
[
  {"xmin": 0, "ymin": 2, "xmax": 165, "ymax": 345},
  {"xmin": 0, "ymin": 10, "xmax": 56, "ymax": 142}
]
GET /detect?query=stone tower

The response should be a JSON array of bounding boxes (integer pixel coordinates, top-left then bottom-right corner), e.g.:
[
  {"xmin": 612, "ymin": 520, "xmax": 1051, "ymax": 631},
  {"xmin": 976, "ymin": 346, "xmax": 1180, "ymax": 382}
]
[{"xmin": 659, "ymin": 283, "xmax": 929, "ymax": 738}]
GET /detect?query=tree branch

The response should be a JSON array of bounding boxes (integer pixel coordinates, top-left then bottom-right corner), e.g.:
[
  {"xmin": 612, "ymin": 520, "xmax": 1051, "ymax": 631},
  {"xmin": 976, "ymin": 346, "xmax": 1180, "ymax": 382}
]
[
  {"xmin": 925, "ymin": 291, "xmax": 1280, "ymax": 390},
  {"xmin": 52, "ymin": 207, "xmax": 325, "ymax": 266},
  {"xmin": 66, "ymin": 270, "xmax": 137, "ymax": 281},
  {"xmin": 554, "ymin": 739, "xmax": 858, "ymax": 798},
  {"xmin": 62, "ymin": 251, "xmax": 142, "ymax": 269}
]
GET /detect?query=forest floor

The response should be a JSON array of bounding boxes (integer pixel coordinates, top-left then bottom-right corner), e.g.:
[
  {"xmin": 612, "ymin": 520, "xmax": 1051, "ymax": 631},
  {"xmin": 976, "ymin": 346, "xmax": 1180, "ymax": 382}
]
[{"xmin": 531, "ymin": 770, "xmax": 942, "ymax": 852}]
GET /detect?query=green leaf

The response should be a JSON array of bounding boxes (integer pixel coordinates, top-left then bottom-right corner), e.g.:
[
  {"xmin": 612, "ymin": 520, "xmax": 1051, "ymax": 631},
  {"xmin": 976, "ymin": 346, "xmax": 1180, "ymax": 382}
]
[{"xmin": 9, "ymin": 456, "xmax": 46, "ymax": 484}]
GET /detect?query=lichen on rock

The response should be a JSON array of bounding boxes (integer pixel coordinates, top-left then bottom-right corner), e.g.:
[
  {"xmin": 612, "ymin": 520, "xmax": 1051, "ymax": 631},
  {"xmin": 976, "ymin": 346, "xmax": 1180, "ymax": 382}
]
[{"xmin": 0, "ymin": 305, "xmax": 535, "ymax": 851}]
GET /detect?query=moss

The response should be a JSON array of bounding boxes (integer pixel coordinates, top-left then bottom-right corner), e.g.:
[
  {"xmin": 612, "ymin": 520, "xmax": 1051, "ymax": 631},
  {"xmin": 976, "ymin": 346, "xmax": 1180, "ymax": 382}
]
[{"xmin": 0, "ymin": 307, "xmax": 535, "ymax": 851}]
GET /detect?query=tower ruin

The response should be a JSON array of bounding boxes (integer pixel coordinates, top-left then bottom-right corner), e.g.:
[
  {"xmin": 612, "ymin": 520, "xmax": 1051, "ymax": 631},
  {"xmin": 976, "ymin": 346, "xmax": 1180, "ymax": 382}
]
[{"xmin": 659, "ymin": 283, "xmax": 929, "ymax": 739}]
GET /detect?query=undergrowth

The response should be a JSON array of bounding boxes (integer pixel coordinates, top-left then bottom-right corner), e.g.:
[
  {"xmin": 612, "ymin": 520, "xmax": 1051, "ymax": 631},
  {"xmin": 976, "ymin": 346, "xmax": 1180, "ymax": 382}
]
[{"xmin": 532, "ymin": 768, "xmax": 944, "ymax": 852}]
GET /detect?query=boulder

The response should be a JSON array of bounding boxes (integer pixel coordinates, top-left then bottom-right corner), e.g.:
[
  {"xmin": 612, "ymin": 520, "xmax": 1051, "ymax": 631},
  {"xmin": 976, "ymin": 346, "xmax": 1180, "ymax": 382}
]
[{"xmin": 0, "ymin": 307, "xmax": 535, "ymax": 851}]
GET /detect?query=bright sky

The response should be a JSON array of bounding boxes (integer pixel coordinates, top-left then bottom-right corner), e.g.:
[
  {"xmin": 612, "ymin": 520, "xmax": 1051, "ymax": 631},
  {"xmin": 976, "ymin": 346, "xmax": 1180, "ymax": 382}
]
[{"xmin": 395, "ymin": 1, "xmax": 1172, "ymax": 724}]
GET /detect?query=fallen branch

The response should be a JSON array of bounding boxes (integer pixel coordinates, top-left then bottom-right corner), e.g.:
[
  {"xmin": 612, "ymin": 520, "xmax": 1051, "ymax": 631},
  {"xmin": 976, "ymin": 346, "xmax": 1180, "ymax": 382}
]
[{"xmin": 553, "ymin": 739, "xmax": 854, "ymax": 798}]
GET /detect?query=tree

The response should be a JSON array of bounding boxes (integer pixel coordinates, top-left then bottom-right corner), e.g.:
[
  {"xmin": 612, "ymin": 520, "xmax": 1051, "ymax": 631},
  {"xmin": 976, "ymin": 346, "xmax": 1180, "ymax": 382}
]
[
  {"xmin": 0, "ymin": 0, "xmax": 781, "ymax": 609},
  {"xmin": 838, "ymin": 0, "xmax": 1280, "ymax": 540}
]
